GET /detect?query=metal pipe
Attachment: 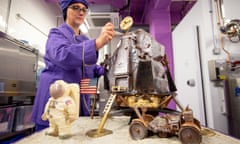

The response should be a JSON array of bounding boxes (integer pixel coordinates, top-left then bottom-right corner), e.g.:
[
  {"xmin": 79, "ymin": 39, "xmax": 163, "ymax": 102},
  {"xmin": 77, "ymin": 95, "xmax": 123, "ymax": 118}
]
[
  {"xmin": 5, "ymin": 0, "xmax": 12, "ymax": 33},
  {"xmin": 16, "ymin": 13, "xmax": 48, "ymax": 37},
  {"xmin": 196, "ymin": 25, "xmax": 208, "ymax": 127},
  {"xmin": 218, "ymin": 0, "xmax": 225, "ymax": 21},
  {"xmin": 119, "ymin": 0, "xmax": 131, "ymax": 12},
  {"xmin": 209, "ymin": 0, "xmax": 220, "ymax": 55},
  {"xmin": 214, "ymin": 0, "xmax": 231, "ymax": 62},
  {"xmin": 140, "ymin": 0, "xmax": 149, "ymax": 23}
]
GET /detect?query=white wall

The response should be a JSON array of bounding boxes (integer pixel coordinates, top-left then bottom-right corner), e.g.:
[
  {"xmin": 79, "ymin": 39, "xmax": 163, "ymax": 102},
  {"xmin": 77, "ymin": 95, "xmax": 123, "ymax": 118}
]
[
  {"xmin": 172, "ymin": 0, "xmax": 240, "ymax": 133},
  {"xmin": 0, "ymin": 0, "xmax": 9, "ymax": 32},
  {"xmin": 172, "ymin": 1, "xmax": 207, "ymax": 127},
  {"xmin": 0, "ymin": 0, "xmax": 62, "ymax": 55}
]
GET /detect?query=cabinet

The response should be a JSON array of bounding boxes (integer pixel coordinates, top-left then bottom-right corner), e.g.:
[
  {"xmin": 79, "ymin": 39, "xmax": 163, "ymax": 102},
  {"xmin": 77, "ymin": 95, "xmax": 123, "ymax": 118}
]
[{"xmin": 0, "ymin": 31, "xmax": 38, "ymax": 141}]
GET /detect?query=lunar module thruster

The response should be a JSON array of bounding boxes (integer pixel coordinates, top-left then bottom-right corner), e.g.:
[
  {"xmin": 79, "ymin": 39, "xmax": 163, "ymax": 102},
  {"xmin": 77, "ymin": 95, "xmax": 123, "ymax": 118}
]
[{"xmin": 86, "ymin": 17, "xmax": 202, "ymax": 144}]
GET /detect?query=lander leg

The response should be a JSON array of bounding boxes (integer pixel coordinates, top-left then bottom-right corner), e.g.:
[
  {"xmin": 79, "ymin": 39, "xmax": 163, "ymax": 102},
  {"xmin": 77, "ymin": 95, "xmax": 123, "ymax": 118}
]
[{"xmin": 86, "ymin": 93, "xmax": 117, "ymax": 138}]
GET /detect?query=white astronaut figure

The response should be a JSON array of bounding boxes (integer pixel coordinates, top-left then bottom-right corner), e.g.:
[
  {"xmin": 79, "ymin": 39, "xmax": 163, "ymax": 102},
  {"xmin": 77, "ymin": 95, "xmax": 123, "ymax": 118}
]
[{"xmin": 41, "ymin": 80, "xmax": 80, "ymax": 139}]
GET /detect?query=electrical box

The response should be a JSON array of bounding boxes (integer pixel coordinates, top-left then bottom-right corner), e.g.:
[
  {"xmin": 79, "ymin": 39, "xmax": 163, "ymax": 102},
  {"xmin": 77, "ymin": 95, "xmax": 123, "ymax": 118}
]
[{"xmin": 208, "ymin": 59, "xmax": 227, "ymax": 81}]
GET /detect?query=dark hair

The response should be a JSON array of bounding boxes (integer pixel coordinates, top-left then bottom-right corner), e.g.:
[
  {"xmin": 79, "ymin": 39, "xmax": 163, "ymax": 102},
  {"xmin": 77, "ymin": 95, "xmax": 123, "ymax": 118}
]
[{"xmin": 63, "ymin": 9, "xmax": 67, "ymax": 21}]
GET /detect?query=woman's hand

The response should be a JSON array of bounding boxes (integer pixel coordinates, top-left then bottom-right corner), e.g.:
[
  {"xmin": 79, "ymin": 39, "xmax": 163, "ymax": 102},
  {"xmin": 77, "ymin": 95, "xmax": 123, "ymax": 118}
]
[{"xmin": 96, "ymin": 22, "xmax": 115, "ymax": 50}]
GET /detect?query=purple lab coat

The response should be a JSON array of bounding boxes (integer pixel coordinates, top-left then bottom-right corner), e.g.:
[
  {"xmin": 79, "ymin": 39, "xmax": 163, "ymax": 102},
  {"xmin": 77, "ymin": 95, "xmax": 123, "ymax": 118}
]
[{"xmin": 31, "ymin": 23, "xmax": 104, "ymax": 127}]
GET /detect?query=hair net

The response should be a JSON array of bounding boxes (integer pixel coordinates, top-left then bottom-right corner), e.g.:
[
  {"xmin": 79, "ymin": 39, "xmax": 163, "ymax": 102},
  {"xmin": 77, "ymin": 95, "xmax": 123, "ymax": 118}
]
[{"xmin": 60, "ymin": 0, "xmax": 89, "ymax": 12}]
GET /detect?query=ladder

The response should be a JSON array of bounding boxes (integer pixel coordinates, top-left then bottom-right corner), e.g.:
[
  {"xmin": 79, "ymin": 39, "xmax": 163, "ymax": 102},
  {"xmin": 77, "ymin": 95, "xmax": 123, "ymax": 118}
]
[
  {"xmin": 102, "ymin": 93, "xmax": 117, "ymax": 114},
  {"xmin": 86, "ymin": 93, "xmax": 117, "ymax": 137}
]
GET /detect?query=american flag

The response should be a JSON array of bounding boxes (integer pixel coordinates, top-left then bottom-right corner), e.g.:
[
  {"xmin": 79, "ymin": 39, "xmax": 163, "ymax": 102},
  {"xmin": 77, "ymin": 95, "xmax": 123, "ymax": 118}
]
[{"xmin": 80, "ymin": 78, "xmax": 98, "ymax": 94}]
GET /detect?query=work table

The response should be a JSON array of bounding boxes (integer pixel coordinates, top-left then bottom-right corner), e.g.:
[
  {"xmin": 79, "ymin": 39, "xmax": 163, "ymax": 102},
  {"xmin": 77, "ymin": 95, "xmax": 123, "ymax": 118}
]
[{"xmin": 15, "ymin": 116, "xmax": 240, "ymax": 144}]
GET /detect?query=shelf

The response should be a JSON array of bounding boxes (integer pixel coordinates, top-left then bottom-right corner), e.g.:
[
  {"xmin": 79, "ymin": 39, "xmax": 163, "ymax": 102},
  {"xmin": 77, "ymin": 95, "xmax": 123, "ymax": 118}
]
[
  {"xmin": 0, "ymin": 91, "xmax": 35, "ymax": 97},
  {"xmin": 0, "ymin": 127, "xmax": 35, "ymax": 141}
]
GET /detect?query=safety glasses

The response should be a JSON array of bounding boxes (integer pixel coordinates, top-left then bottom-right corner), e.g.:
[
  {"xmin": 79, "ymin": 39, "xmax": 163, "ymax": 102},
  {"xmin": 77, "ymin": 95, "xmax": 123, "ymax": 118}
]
[{"xmin": 68, "ymin": 5, "xmax": 88, "ymax": 13}]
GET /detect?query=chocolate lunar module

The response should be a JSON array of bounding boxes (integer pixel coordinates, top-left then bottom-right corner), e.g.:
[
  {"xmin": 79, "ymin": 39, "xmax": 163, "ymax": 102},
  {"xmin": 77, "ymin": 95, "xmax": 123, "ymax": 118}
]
[{"xmin": 86, "ymin": 17, "xmax": 202, "ymax": 144}]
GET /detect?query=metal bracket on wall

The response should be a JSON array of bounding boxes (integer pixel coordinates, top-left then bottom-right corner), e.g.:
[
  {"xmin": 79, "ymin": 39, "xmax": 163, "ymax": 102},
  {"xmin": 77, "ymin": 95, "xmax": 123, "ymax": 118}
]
[{"xmin": 16, "ymin": 13, "xmax": 48, "ymax": 37}]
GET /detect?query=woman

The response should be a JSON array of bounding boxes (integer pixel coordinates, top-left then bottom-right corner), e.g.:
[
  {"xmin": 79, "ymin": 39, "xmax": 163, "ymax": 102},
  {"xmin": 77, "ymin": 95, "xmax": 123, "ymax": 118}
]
[{"xmin": 31, "ymin": 0, "xmax": 115, "ymax": 131}]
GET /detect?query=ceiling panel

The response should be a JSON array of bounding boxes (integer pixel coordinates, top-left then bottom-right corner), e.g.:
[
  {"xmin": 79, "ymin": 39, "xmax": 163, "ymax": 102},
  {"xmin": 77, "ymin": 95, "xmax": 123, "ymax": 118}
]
[{"xmin": 45, "ymin": 0, "xmax": 197, "ymax": 28}]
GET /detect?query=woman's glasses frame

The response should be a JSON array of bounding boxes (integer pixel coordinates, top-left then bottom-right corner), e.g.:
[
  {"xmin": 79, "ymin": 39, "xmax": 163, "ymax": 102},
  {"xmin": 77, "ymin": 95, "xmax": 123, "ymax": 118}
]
[{"xmin": 68, "ymin": 5, "xmax": 89, "ymax": 13}]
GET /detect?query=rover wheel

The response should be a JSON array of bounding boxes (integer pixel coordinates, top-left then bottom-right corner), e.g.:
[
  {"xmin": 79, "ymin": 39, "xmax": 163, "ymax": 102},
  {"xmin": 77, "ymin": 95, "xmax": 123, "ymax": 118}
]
[
  {"xmin": 179, "ymin": 125, "xmax": 202, "ymax": 144},
  {"xmin": 129, "ymin": 120, "xmax": 148, "ymax": 140}
]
